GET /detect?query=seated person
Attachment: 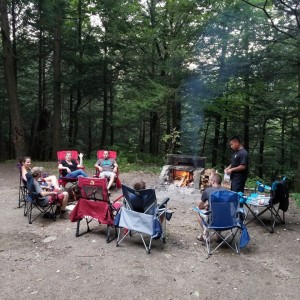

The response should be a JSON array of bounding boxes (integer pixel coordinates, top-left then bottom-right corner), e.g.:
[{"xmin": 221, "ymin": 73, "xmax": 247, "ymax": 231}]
[
  {"xmin": 94, "ymin": 150, "xmax": 118, "ymax": 190},
  {"xmin": 20, "ymin": 156, "xmax": 60, "ymax": 190},
  {"xmin": 31, "ymin": 167, "xmax": 69, "ymax": 218},
  {"xmin": 196, "ymin": 173, "xmax": 225, "ymax": 242},
  {"xmin": 58, "ymin": 151, "xmax": 87, "ymax": 178},
  {"xmin": 133, "ymin": 180, "xmax": 146, "ymax": 191},
  {"xmin": 132, "ymin": 180, "xmax": 172, "ymax": 222}
]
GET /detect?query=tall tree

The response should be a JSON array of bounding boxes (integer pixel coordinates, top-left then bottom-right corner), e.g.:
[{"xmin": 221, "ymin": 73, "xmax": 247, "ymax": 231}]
[
  {"xmin": 242, "ymin": 0, "xmax": 300, "ymax": 189},
  {"xmin": 0, "ymin": 0, "xmax": 26, "ymax": 157},
  {"xmin": 52, "ymin": 0, "xmax": 64, "ymax": 159}
]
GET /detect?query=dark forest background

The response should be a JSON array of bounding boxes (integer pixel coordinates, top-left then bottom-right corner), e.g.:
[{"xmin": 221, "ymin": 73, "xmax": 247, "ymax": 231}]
[{"xmin": 1, "ymin": 0, "xmax": 300, "ymax": 190}]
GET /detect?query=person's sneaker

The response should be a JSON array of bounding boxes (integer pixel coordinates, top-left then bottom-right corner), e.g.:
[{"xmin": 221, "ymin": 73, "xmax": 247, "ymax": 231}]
[
  {"xmin": 55, "ymin": 206, "xmax": 61, "ymax": 215},
  {"xmin": 166, "ymin": 209, "xmax": 174, "ymax": 221},
  {"xmin": 60, "ymin": 210, "xmax": 69, "ymax": 219}
]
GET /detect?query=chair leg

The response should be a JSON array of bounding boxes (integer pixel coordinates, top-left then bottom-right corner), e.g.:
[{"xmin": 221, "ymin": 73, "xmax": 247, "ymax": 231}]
[
  {"xmin": 76, "ymin": 218, "xmax": 93, "ymax": 237},
  {"xmin": 106, "ymin": 226, "xmax": 118, "ymax": 243},
  {"xmin": 28, "ymin": 203, "xmax": 33, "ymax": 224},
  {"xmin": 76, "ymin": 220, "xmax": 81, "ymax": 237}
]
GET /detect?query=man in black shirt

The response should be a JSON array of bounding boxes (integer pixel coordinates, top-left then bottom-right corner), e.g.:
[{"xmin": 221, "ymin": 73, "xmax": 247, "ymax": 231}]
[{"xmin": 225, "ymin": 135, "xmax": 248, "ymax": 193}]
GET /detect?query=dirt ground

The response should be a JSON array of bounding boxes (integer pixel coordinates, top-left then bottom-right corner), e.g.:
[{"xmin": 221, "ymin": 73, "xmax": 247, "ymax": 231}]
[{"xmin": 0, "ymin": 161, "xmax": 300, "ymax": 300}]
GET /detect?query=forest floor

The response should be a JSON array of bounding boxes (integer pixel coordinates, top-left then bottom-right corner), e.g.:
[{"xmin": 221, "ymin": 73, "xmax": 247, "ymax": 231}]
[{"xmin": 0, "ymin": 161, "xmax": 300, "ymax": 300}]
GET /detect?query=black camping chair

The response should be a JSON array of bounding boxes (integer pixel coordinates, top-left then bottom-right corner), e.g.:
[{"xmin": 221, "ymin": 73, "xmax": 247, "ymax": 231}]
[
  {"xmin": 24, "ymin": 173, "xmax": 57, "ymax": 224},
  {"xmin": 245, "ymin": 177, "xmax": 289, "ymax": 233},
  {"xmin": 17, "ymin": 162, "xmax": 27, "ymax": 209}
]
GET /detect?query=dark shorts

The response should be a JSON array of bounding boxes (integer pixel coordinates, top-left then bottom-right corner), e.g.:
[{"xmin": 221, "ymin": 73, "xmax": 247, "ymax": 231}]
[{"xmin": 231, "ymin": 177, "xmax": 247, "ymax": 193}]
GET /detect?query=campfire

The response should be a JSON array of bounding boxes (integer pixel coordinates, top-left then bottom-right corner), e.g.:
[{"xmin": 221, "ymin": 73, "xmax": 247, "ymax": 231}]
[
  {"xmin": 160, "ymin": 154, "xmax": 206, "ymax": 189},
  {"xmin": 171, "ymin": 166, "xmax": 195, "ymax": 187}
]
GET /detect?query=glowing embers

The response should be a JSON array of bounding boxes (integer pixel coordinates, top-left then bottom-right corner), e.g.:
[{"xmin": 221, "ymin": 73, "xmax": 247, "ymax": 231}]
[{"xmin": 170, "ymin": 166, "xmax": 195, "ymax": 187}]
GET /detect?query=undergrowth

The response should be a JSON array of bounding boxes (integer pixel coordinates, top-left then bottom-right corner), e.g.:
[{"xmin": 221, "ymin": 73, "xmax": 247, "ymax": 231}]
[{"xmin": 291, "ymin": 193, "xmax": 300, "ymax": 208}]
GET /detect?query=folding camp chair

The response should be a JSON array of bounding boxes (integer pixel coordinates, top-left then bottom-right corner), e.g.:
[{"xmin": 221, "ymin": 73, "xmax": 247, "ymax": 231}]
[
  {"xmin": 24, "ymin": 173, "xmax": 58, "ymax": 224},
  {"xmin": 195, "ymin": 190, "xmax": 244, "ymax": 257},
  {"xmin": 16, "ymin": 162, "xmax": 27, "ymax": 209},
  {"xmin": 94, "ymin": 150, "xmax": 121, "ymax": 189},
  {"xmin": 116, "ymin": 184, "xmax": 172, "ymax": 254},
  {"xmin": 57, "ymin": 150, "xmax": 84, "ymax": 189},
  {"xmin": 244, "ymin": 177, "xmax": 289, "ymax": 233},
  {"xmin": 69, "ymin": 177, "xmax": 122, "ymax": 242}
]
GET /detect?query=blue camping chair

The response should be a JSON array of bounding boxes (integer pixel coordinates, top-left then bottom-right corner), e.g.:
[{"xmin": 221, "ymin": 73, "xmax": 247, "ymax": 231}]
[
  {"xmin": 244, "ymin": 177, "xmax": 289, "ymax": 233},
  {"xmin": 196, "ymin": 190, "xmax": 247, "ymax": 257},
  {"xmin": 116, "ymin": 185, "xmax": 172, "ymax": 254}
]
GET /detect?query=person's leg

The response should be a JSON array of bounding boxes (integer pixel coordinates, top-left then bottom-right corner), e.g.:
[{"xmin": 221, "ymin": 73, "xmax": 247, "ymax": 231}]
[
  {"xmin": 57, "ymin": 191, "xmax": 68, "ymax": 210},
  {"xmin": 66, "ymin": 170, "xmax": 87, "ymax": 178},
  {"xmin": 107, "ymin": 173, "xmax": 116, "ymax": 190},
  {"xmin": 59, "ymin": 191, "xmax": 69, "ymax": 218},
  {"xmin": 44, "ymin": 175, "xmax": 60, "ymax": 189},
  {"xmin": 231, "ymin": 178, "xmax": 246, "ymax": 193},
  {"xmin": 77, "ymin": 170, "xmax": 88, "ymax": 177}
]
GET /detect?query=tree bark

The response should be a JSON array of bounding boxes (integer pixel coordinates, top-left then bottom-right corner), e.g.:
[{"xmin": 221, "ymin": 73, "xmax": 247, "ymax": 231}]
[
  {"xmin": 0, "ymin": 0, "xmax": 26, "ymax": 158},
  {"xmin": 295, "ymin": 29, "xmax": 300, "ymax": 191},
  {"xmin": 52, "ymin": 0, "xmax": 63, "ymax": 159}
]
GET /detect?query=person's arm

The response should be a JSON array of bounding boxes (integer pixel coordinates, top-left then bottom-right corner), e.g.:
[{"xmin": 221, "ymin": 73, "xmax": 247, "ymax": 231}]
[
  {"xmin": 198, "ymin": 200, "xmax": 208, "ymax": 210},
  {"xmin": 224, "ymin": 165, "xmax": 231, "ymax": 173},
  {"xmin": 40, "ymin": 190, "xmax": 58, "ymax": 197},
  {"xmin": 225, "ymin": 164, "xmax": 246, "ymax": 174},
  {"xmin": 34, "ymin": 181, "xmax": 56, "ymax": 196},
  {"xmin": 94, "ymin": 160, "xmax": 102, "ymax": 172},
  {"xmin": 21, "ymin": 166, "xmax": 27, "ymax": 181},
  {"xmin": 113, "ymin": 161, "xmax": 118, "ymax": 173},
  {"xmin": 58, "ymin": 161, "xmax": 71, "ymax": 173}
]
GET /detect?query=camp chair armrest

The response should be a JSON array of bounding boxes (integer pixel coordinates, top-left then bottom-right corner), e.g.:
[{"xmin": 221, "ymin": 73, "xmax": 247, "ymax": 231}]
[
  {"xmin": 158, "ymin": 197, "xmax": 170, "ymax": 209},
  {"xmin": 112, "ymin": 195, "xmax": 123, "ymax": 203},
  {"xmin": 192, "ymin": 206, "xmax": 211, "ymax": 216}
]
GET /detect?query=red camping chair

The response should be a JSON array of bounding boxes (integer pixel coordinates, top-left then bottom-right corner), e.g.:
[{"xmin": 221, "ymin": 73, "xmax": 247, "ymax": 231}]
[
  {"xmin": 57, "ymin": 150, "xmax": 84, "ymax": 188},
  {"xmin": 94, "ymin": 150, "xmax": 121, "ymax": 189},
  {"xmin": 70, "ymin": 177, "xmax": 122, "ymax": 242}
]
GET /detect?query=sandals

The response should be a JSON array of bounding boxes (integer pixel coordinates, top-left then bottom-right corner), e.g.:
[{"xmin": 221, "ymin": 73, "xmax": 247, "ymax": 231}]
[{"xmin": 196, "ymin": 234, "xmax": 207, "ymax": 243}]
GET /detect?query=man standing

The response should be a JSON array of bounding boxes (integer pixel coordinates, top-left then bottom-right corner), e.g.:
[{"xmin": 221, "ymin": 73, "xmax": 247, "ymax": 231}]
[{"xmin": 225, "ymin": 135, "xmax": 248, "ymax": 193}]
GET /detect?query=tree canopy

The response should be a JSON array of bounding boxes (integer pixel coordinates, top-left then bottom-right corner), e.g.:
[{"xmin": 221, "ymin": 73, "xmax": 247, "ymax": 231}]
[{"xmin": 1, "ymin": 0, "xmax": 300, "ymax": 189}]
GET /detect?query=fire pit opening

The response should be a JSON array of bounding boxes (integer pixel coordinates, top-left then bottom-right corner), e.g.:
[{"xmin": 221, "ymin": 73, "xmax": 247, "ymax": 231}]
[{"xmin": 160, "ymin": 154, "xmax": 206, "ymax": 189}]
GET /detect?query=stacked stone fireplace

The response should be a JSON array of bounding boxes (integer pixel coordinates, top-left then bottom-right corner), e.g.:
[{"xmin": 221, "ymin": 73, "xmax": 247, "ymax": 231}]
[{"xmin": 160, "ymin": 154, "xmax": 205, "ymax": 189}]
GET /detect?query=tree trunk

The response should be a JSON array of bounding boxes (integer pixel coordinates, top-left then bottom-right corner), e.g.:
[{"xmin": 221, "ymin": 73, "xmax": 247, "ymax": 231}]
[
  {"xmin": 211, "ymin": 114, "xmax": 221, "ymax": 167},
  {"xmin": 201, "ymin": 116, "xmax": 210, "ymax": 157},
  {"xmin": 244, "ymin": 76, "xmax": 250, "ymax": 152},
  {"xmin": 109, "ymin": 80, "xmax": 114, "ymax": 146},
  {"xmin": 52, "ymin": 0, "xmax": 63, "ymax": 159},
  {"xmin": 32, "ymin": 0, "xmax": 50, "ymax": 160},
  {"xmin": 295, "ymin": 29, "xmax": 300, "ymax": 191},
  {"xmin": 149, "ymin": 112, "xmax": 159, "ymax": 155},
  {"xmin": 258, "ymin": 119, "xmax": 267, "ymax": 178},
  {"xmin": 100, "ymin": 27, "xmax": 108, "ymax": 148},
  {"xmin": 0, "ymin": 0, "xmax": 26, "ymax": 158},
  {"xmin": 221, "ymin": 115, "xmax": 228, "ymax": 168}
]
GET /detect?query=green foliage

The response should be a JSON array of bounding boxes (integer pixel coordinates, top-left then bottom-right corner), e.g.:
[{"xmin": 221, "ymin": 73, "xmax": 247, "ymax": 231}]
[
  {"xmin": 291, "ymin": 193, "xmax": 300, "ymax": 208},
  {"xmin": 162, "ymin": 128, "xmax": 181, "ymax": 154},
  {"xmin": 1, "ymin": 0, "xmax": 300, "ymax": 191}
]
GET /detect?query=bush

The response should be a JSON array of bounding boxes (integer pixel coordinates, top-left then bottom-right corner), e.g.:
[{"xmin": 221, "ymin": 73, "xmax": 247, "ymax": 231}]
[{"xmin": 291, "ymin": 193, "xmax": 300, "ymax": 208}]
